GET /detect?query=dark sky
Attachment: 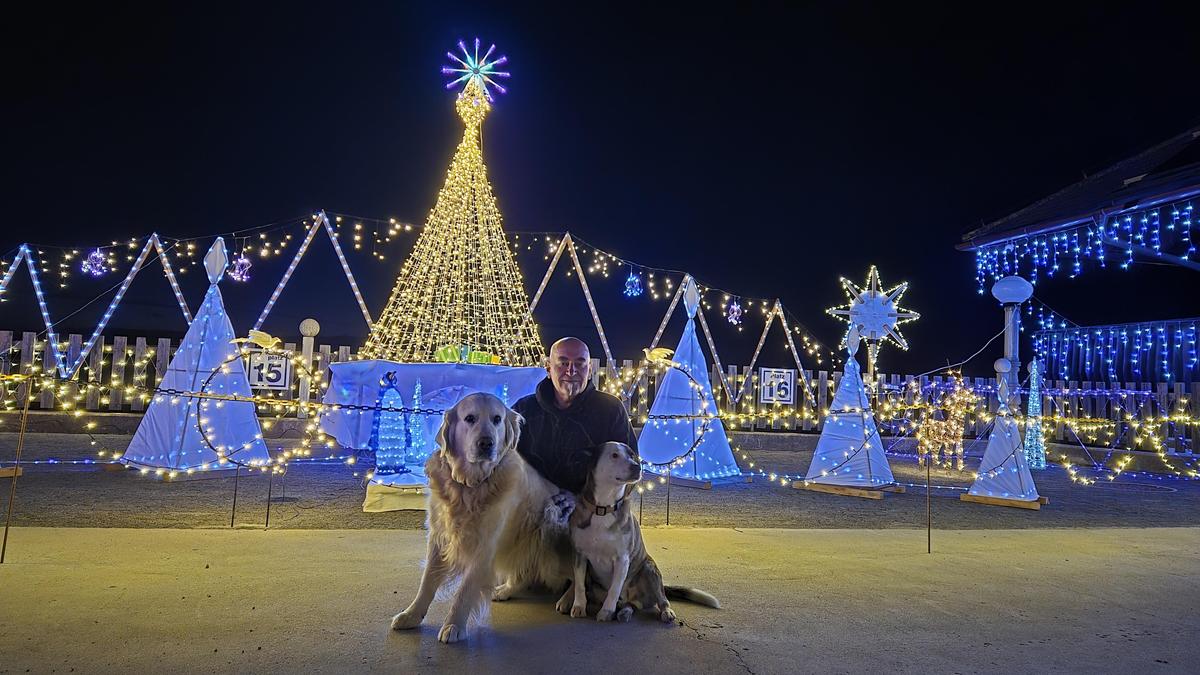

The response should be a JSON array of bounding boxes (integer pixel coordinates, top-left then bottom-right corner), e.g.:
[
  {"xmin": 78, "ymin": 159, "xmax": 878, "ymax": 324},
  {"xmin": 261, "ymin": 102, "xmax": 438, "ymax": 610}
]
[{"xmin": 3, "ymin": 2, "xmax": 1199, "ymax": 375}]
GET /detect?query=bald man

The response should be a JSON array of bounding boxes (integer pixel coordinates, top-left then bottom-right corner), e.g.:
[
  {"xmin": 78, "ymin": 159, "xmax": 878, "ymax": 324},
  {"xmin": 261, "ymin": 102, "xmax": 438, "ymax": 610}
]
[{"xmin": 513, "ymin": 337, "xmax": 639, "ymax": 494}]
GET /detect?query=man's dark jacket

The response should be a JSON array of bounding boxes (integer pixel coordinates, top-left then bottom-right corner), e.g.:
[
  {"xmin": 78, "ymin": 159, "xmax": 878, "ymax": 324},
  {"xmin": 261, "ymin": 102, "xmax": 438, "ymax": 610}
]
[{"xmin": 513, "ymin": 378, "xmax": 638, "ymax": 494}]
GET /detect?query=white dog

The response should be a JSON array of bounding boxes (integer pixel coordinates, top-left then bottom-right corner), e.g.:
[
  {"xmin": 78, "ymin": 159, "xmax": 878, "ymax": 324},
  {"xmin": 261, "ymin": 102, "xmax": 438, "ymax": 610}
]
[{"xmin": 389, "ymin": 393, "xmax": 573, "ymax": 643}]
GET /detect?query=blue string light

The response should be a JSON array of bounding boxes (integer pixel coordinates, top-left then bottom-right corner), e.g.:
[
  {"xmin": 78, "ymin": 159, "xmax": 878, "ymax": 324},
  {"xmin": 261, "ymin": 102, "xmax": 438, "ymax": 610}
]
[
  {"xmin": 1034, "ymin": 318, "xmax": 1199, "ymax": 385},
  {"xmin": 973, "ymin": 197, "xmax": 1197, "ymax": 291},
  {"xmin": 1024, "ymin": 361, "xmax": 1047, "ymax": 470}
]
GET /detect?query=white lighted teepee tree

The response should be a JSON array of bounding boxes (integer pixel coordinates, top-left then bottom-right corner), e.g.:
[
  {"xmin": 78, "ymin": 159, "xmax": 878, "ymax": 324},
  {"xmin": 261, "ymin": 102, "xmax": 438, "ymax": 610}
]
[
  {"xmin": 960, "ymin": 358, "xmax": 1045, "ymax": 509},
  {"xmin": 798, "ymin": 325, "xmax": 900, "ymax": 497},
  {"xmin": 638, "ymin": 277, "xmax": 741, "ymax": 487},
  {"xmin": 359, "ymin": 39, "xmax": 542, "ymax": 366},
  {"xmin": 122, "ymin": 238, "xmax": 271, "ymax": 474}
]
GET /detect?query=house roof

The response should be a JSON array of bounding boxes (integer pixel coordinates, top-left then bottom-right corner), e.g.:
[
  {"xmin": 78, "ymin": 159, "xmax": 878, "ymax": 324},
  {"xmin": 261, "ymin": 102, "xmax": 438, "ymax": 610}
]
[{"xmin": 959, "ymin": 125, "xmax": 1200, "ymax": 250}]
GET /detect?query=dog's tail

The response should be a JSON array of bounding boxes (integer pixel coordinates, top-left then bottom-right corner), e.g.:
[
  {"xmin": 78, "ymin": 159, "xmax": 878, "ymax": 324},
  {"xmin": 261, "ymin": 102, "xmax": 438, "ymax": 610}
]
[{"xmin": 664, "ymin": 586, "xmax": 720, "ymax": 608}]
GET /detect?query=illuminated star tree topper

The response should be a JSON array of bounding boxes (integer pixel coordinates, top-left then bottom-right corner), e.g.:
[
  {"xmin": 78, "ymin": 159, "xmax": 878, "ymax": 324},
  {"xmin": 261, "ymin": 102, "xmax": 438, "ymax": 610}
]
[
  {"xmin": 442, "ymin": 38, "xmax": 510, "ymax": 101},
  {"xmin": 826, "ymin": 266, "xmax": 919, "ymax": 377}
]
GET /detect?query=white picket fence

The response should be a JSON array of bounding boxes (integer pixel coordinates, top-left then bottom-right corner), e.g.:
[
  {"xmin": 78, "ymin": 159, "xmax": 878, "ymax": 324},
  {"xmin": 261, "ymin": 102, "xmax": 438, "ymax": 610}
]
[{"xmin": 2, "ymin": 329, "xmax": 1196, "ymax": 453}]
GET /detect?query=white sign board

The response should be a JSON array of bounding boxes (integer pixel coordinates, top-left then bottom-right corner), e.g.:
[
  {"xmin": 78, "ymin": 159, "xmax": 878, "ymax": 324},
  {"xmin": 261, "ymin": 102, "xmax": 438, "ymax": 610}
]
[
  {"xmin": 247, "ymin": 351, "xmax": 292, "ymax": 390},
  {"xmin": 758, "ymin": 367, "xmax": 795, "ymax": 405}
]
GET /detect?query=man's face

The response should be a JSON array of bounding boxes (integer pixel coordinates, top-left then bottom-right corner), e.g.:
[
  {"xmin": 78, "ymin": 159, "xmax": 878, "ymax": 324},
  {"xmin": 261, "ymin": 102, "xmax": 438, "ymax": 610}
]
[{"xmin": 548, "ymin": 340, "xmax": 591, "ymax": 403}]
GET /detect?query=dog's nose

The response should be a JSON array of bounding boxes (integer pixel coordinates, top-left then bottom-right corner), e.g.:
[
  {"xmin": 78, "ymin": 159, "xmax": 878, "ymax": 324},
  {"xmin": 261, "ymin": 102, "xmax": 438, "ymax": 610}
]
[{"xmin": 476, "ymin": 437, "xmax": 495, "ymax": 455}]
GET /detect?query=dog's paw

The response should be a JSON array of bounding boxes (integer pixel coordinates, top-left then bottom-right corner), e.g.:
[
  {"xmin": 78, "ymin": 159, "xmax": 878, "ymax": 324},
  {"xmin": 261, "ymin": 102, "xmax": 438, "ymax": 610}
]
[
  {"xmin": 570, "ymin": 603, "xmax": 588, "ymax": 618},
  {"xmin": 492, "ymin": 583, "xmax": 514, "ymax": 602},
  {"xmin": 390, "ymin": 610, "xmax": 422, "ymax": 631},
  {"xmin": 617, "ymin": 606, "xmax": 634, "ymax": 623},
  {"xmin": 548, "ymin": 490, "xmax": 576, "ymax": 524},
  {"xmin": 438, "ymin": 623, "xmax": 464, "ymax": 644},
  {"xmin": 596, "ymin": 608, "xmax": 615, "ymax": 622},
  {"xmin": 659, "ymin": 607, "xmax": 677, "ymax": 624},
  {"xmin": 556, "ymin": 594, "xmax": 574, "ymax": 614}
]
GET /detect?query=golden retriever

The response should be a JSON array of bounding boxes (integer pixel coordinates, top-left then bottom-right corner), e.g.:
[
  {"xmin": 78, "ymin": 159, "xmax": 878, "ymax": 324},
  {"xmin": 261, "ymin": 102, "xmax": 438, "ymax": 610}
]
[{"xmin": 389, "ymin": 392, "xmax": 573, "ymax": 643}]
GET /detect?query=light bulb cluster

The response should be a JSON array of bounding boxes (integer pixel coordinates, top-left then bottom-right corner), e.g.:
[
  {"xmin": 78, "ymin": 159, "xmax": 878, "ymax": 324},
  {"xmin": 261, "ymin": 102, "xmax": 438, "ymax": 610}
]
[{"xmin": 915, "ymin": 377, "xmax": 981, "ymax": 470}]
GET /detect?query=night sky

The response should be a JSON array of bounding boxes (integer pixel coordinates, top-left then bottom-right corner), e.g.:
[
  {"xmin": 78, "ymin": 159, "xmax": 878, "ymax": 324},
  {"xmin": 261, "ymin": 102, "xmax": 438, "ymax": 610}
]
[{"xmin": 4, "ymin": 2, "xmax": 1200, "ymax": 375}]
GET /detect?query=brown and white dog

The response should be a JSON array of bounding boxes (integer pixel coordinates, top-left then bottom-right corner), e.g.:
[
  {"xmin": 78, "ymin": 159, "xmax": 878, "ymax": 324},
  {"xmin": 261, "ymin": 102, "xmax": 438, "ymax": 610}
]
[
  {"xmin": 390, "ymin": 393, "xmax": 573, "ymax": 643},
  {"xmin": 557, "ymin": 441, "xmax": 720, "ymax": 623}
]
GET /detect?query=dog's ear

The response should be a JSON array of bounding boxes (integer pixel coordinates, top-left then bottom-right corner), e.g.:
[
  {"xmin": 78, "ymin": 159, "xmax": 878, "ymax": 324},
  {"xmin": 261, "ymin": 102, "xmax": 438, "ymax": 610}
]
[
  {"xmin": 436, "ymin": 405, "xmax": 459, "ymax": 456},
  {"xmin": 503, "ymin": 408, "xmax": 524, "ymax": 453},
  {"xmin": 579, "ymin": 444, "xmax": 603, "ymax": 499}
]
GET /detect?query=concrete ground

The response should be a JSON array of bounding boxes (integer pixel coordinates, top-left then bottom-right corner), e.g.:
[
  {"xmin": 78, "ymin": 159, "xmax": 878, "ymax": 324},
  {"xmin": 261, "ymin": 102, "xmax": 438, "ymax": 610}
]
[{"xmin": 1, "ymin": 527, "xmax": 1196, "ymax": 674}]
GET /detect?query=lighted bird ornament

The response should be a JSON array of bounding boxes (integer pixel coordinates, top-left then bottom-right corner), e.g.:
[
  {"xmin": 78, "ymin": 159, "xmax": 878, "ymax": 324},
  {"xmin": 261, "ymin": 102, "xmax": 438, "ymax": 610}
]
[
  {"xmin": 643, "ymin": 347, "xmax": 675, "ymax": 365},
  {"xmin": 231, "ymin": 330, "xmax": 282, "ymax": 351}
]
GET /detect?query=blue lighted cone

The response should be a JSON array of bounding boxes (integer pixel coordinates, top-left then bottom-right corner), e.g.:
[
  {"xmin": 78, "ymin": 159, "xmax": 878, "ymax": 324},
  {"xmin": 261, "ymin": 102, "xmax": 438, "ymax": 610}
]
[
  {"xmin": 372, "ymin": 387, "xmax": 408, "ymax": 475},
  {"xmin": 1023, "ymin": 361, "xmax": 1047, "ymax": 470}
]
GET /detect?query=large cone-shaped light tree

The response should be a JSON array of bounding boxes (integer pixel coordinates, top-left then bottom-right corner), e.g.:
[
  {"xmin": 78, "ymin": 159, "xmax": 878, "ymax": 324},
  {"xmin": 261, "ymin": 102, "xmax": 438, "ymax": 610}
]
[{"xmin": 360, "ymin": 76, "xmax": 543, "ymax": 365}]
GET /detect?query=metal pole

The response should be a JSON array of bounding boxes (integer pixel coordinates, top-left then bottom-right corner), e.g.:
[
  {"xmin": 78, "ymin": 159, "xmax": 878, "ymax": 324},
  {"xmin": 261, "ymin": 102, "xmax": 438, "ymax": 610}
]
[
  {"xmin": 265, "ymin": 470, "xmax": 274, "ymax": 529},
  {"xmin": 230, "ymin": 464, "xmax": 241, "ymax": 528},
  {"xmin": 665, "ymin": 472, "xmax": 671, "ymax": 526},
  {"xmin": 926, "ymin": 459, "xmax": 932, "ymax": 554},
  {"xmin": 1, "ymin": 391, "xmax": 33, "ymax": 564}
]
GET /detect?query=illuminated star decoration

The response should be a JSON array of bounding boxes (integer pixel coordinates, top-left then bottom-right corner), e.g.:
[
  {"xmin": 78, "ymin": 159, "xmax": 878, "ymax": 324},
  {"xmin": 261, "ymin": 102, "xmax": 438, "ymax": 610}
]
[
  {"xmin": 81, "ymin": 249, "xmax": 107, "ymax": 277},
  {"xmin": 826, "ymin": 266, "xmax": 919, "ymax": 370},
  {"xmin": 227, "ymin": 255, "xmax": 252, "ymax": 282},
  {"xmin": 726, "ymin": 299, "xmax": 742, "ymax": 326},
  {"xmin": 442, "ymin": 38, "xmax": 510, "ymax": 101},
  {"xmin": 624, "ymin": 267, "xmax": 644, "ymax": 297}
]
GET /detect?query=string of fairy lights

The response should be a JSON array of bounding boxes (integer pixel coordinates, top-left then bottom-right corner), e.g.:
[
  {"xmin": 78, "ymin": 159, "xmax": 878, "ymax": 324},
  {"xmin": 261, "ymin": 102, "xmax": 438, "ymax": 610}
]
[
  {"xmin": 973, "ymin": 196, "xmax": 1197, "ymax": 291},
  {"xmin": 511, "ymin": 231, "xmax": 837, "ymax": 368},
  {"xmin": 2, "ymin": 220, "xmax": 838, "ymax": 380},
  {"xmin": 4, "ymin": 226, "xmax": 1194, "ymax": 493},
  {"xmin": 3, "ymin": 327, "xmax": 1194, "ymax": 501}
]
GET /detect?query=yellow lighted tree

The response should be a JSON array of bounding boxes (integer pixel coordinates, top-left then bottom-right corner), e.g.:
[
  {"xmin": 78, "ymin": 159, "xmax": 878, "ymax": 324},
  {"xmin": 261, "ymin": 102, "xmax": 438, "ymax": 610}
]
[{"xmin": 360, "ymin": 77, "xmax": 544, "ymax": 365}]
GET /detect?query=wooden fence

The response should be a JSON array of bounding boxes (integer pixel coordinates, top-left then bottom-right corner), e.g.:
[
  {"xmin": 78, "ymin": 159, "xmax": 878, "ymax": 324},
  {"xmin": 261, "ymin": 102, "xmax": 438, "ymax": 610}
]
[{"xmin": 2, "ymin": 329, "xmax": 1197, "ymax": 453}]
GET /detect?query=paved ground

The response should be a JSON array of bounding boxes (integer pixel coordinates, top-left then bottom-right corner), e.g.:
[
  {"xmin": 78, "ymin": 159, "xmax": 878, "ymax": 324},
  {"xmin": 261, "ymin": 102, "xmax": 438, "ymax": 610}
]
[
  {"xmin": 2, "ymin": 433, "xmax": 1197, "ymax": 530},
  {"xmin": 1, "ymin": 527, "xmax": 1196, "ymax": 674}
]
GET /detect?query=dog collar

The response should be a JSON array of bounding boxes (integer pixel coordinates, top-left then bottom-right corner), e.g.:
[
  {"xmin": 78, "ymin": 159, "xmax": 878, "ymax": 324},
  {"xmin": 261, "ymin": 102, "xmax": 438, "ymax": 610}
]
[{"xmin": 584, "ymin": 495, "xmax": 623, "ymax": 516}]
